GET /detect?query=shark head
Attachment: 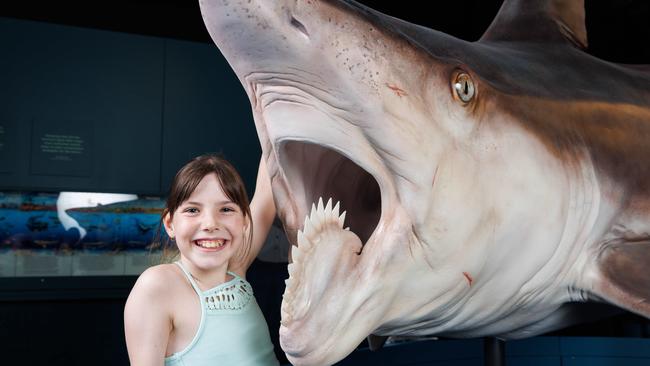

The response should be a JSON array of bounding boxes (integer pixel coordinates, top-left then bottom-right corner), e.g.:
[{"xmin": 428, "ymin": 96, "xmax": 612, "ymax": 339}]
[
  {"xmin": 199, "ymin": 0, "xmax": 650, "ymax": 365},
  {"xmin": 199, "ymin": 0, "xmax": 486, "ymax": 360}
]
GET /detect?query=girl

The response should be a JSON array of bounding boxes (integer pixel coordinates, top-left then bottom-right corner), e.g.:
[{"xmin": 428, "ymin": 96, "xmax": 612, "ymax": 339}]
[{"xmin": 124, "ymin": 154, "xmax": 280, "ymax": 366}]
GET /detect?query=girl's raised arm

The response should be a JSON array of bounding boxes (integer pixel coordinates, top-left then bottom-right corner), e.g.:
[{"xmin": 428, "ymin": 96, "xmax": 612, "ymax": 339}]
[
  {"xmin": 124, "ymin": 267, "xmax": 173, "ymax": 366},
  {"xmin": 234, "ymin": 156, "xmax": 277, "ymax": 274}
]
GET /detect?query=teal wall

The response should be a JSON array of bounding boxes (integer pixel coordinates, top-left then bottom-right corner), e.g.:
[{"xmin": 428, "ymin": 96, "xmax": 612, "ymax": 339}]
[
  {"xmin": 0, "ymin": 17, "xmax": 257, "ymax": 196},
  {"xmin": 161, "ymin": 39, "xmax": 258, "ymax": 194}
]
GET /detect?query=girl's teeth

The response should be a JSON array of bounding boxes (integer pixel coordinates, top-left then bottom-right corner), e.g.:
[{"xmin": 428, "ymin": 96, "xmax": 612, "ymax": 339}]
[{"xmin": 196, "ymin": 240, "xmax": 225, "ymax": 248}]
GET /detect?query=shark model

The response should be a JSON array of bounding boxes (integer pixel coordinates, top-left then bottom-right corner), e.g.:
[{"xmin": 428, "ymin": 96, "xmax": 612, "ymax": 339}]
[{"xmin": 198, "ymin": 0, "xmax": 650, "ymax": 364}]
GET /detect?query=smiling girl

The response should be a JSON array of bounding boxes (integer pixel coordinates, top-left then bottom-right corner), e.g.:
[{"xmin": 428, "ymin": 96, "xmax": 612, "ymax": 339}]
[{"xmin": 124, "ymin": 154, "xmax": 280, "ymax": 366}]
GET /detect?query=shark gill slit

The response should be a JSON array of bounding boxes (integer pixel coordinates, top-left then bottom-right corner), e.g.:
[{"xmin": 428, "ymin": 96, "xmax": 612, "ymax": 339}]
[{"xmin": 279, "ymin": 140, "xmax": 381, "ymax": 248}]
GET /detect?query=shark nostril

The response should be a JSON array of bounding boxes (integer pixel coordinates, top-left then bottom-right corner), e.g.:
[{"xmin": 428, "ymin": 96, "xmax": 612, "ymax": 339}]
[{"xmin": 290, "ymin": 15, "xmax": 310, "ymax": 39}]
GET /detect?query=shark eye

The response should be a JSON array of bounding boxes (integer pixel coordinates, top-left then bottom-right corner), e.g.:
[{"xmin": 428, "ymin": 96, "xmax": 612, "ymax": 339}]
[{"xmin": 452, "ymin": 72, "xmax": 475, "ymax": 104}]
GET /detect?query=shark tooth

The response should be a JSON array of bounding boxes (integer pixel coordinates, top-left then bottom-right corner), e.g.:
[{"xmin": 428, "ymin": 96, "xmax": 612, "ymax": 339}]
[
  {"xmin": 291, "ymin": 245, "xmax": 302, "ymax": 263},
  {"xmin": 325, "ymin": 198, "xmax": 333, "ymax": 217},
  {"xmin": 309, "ymin": 202, "xmax": 318, "ymax": 225},
  {"xmin": 286, "ymin": 276, "xmax": 300, "ymax": 292},
  {"xmin": 284, "ymin": 278, "xmax": 298, "ymax": 296},
  {"xmin": 297, "ymin": 230, "xmax": 312, "ymax": 250},
  {"xmin": 305, "ymin": 203, "xmax": 322, "ymax": 234},
  {"xmin": 296, "ymin": 230, "xmax": 305, "ymax": 245},
  {"xmin": 282, "ymin": 287, "xmax": 294, "ymax": 304},
  {"xmin": 332, "ymin": 201, "xmax": 340, "ymax": 217},
  {"xmin": 304, "ymin": 215, "xmax": 315, "ymax": 237},
  {"xmin": 309, "ymin": 198, "xmax": 325, "ymax": 231},
  {"xmin": 281, "ymin": 300, "xmax": 291, "ymax": 322},
  {"xmin": 339, "ymin": 211, "xmax": 347, "ymax": 228}
]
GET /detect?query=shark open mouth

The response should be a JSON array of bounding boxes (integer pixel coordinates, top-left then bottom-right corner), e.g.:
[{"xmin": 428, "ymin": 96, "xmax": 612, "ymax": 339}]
[
  {"xmin": 277, "ymin": 139, "xmax": 384, "ymax": 333},
  {"xmin": 279, "ymin": 141, "xmax": 381, "ymax": 247}
]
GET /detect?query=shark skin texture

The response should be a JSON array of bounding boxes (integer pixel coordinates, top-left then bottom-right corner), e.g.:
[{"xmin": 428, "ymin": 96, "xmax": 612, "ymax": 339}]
[{"xmin": 198, "ymin": 0, "xmax": 650, "ymax": 365}]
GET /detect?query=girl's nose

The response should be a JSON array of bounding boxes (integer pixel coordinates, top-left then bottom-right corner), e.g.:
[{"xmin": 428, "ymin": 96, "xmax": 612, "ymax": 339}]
[{"xmin": 201, "ymin": 214, "xmax": 221, "ymax": 231}]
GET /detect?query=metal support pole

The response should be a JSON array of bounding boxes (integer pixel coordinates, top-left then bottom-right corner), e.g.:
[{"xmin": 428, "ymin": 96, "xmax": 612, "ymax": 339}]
[{"xmin": 484, "ymin": 337, "xmax": 505, "ymax": 366}]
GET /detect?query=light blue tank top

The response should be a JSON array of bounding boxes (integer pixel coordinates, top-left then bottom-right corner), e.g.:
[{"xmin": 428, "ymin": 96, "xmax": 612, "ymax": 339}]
[{"xmin": 165, "ymin": 262, "xmax": 280, "ymax": 366}]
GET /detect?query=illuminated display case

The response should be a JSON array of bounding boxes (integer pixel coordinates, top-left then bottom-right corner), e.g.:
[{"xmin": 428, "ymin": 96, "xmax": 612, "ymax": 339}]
[{"xmin": 0, "ymin": 191, "xmax": 165, "ymax": 300}]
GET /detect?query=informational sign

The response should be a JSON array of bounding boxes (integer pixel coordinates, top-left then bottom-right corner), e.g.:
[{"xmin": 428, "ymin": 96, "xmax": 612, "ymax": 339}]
[{"xmin": 30, "ymin": 120, "xmax": 93, "ymax": 177}]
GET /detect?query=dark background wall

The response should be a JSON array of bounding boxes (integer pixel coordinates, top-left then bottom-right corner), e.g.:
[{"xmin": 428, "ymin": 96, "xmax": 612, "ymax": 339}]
[
  {"xmin": 0, "ymin": 1, "xmax": 649, "ymax": 365},
  {"xmin": 0, "ymin": 17, "xmax": 258, "ymax": 195}
]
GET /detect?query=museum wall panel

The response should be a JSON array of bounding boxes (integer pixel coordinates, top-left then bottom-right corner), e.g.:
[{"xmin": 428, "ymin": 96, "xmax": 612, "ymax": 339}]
[{"xmin": 0, "ymin": 17, "xmax": 163, "ymax": 194}]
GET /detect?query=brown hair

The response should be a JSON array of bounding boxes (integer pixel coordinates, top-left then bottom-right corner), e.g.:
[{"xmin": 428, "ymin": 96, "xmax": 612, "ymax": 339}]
[{"xmin": 153, "ymin": 154, "xmax": 253, "ymax": 265}]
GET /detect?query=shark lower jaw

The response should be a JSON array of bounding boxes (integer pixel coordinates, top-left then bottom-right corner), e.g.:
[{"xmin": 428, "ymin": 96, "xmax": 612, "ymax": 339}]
[
  {"xmin": 274, "ymin": 140, "xmax": 391, "ymax": 362},
  {"xmin": 277, "ymin": 199, "xmax": 372, "ymax": 366}
]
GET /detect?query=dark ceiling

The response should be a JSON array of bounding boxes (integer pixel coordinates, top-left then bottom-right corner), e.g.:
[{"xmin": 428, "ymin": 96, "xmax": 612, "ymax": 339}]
[{"xmin": 1, "ymin": 0, "xmax": 649, "ymax": 64}]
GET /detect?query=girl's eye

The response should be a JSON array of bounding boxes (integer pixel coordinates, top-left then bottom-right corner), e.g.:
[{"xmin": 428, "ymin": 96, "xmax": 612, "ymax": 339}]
[
  {"xmin": 183, "ymin": 207, "xmax": 199, "ymax": 214},
  {"xmin": 221, "ymin": 206, "xmax": 236, "ymax": 213}
]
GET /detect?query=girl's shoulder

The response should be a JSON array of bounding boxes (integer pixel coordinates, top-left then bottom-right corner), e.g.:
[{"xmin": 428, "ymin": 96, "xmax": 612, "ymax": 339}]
[
  {"xmin": 130, "ymin": 263, "xmax": 187, "ymax": 299},
  {"xmin": 124, "ymin": 264, "xmax": 183, "ymax": 327}
]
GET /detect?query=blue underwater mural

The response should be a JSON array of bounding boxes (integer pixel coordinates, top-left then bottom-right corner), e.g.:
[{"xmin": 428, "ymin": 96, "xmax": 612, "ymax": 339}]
[{"xmin": 0, "ymin": 191, "xmax": 164, "ymax": 252}]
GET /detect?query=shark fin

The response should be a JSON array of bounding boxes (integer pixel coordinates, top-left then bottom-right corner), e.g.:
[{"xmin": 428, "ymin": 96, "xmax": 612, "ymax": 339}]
[
  {"xmin": 367, "ymin": 334, "xmax": 389, "ymax": 351},
  {"xmin": 595, "ymin": 240, "xmax": 650, "ymax": 317},
  {"xmin": 480, "ymin": 0, "xmax": 587, "ymax": 49}
]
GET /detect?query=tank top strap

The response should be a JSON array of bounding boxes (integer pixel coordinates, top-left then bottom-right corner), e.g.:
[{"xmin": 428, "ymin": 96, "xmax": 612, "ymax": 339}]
[
  {"xmin": 174, "ymin": 261, "xmax": 203, "ymax": 296},
  {"xmin": 226, "ymin": 270, "xmax": 241, "ymax": 280}
]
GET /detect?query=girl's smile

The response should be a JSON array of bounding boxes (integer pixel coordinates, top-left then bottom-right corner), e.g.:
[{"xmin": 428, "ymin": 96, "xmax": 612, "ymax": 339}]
[
  {"xmin": 194, "ymin": 238, "xmax": 227, "ymax": 250},
  {"xmin": 193, "ymin": 239, "xmax": 228, "ymax": 252}
]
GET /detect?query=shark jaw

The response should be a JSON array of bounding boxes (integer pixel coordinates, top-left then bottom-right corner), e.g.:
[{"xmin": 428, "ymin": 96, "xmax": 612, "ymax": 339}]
[
  {"xmin": 271, "ymin": 136, "xmax": 410, "ymax": 366},
  {"xmin": 277, "ymin": 193, "xmax": 403, "ymax": 366},
  {"xmin": 279, "ymin": 198, "xmax": 362, "ymax": 364},
  {"xmin": 268, "ymin": 118, "xmax": 436, "ymax": 365}
]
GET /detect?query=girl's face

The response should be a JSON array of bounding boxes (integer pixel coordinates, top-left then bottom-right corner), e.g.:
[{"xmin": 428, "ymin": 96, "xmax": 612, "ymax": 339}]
[{"xmin": 164, "ymin": 173, "xmax": 246, "ymax": 273}]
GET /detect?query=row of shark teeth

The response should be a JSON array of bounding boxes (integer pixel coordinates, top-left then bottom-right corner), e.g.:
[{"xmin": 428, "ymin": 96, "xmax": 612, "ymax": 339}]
[{"xmin": 281, "ymin": 197, "xmax": 348, "ymax": 324}]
